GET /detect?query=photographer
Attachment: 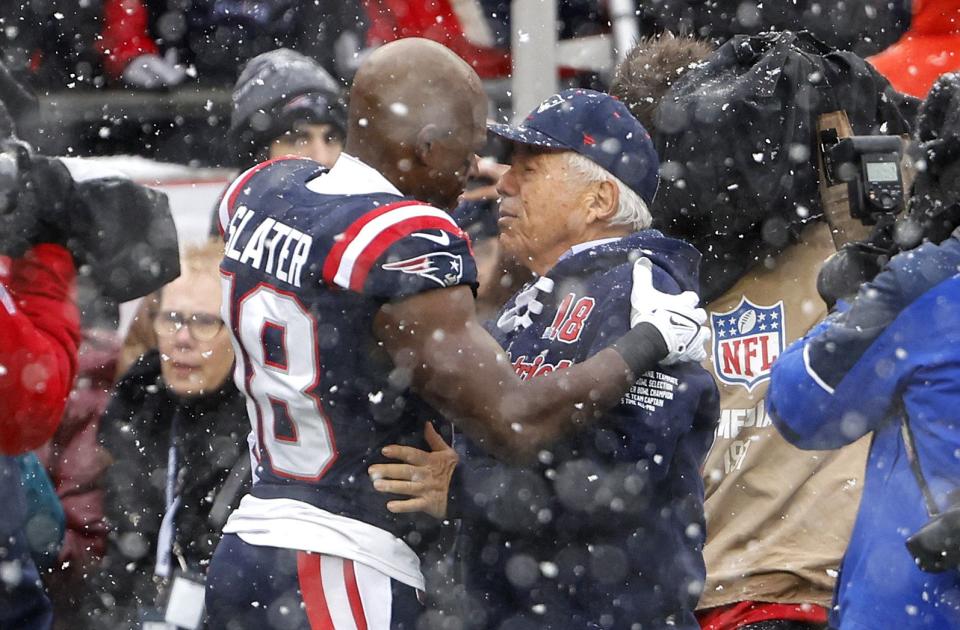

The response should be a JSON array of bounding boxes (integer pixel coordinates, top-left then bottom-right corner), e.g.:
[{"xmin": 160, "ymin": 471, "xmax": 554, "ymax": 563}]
[
  {"xmin": 0, "ymin": 232, "xmax": 80, "ymax": 630},
  {"xmin": 610, "ymin": 33, "xmax": 914, "ymax": 629},
  {"xmin": 0, "ymin": 60, "xmax": 179, "ymax": 629},
  {"xmin": 0, "ymin": 68, "xmax": 78, "ymax": 630},
  {"xmin": 767, "ymin": 73, "xmax": 960, "ymax": 629}
]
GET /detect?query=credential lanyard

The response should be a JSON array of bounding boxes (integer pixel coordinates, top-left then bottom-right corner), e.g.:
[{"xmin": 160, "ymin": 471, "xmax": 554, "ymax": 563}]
[
  {"xmin": 155, "ymin": 412, "xmax": 184, "ymax": 579},
  {"xmin": 899, "ymin": 406, "xmax": 942, "ymax": 519}
]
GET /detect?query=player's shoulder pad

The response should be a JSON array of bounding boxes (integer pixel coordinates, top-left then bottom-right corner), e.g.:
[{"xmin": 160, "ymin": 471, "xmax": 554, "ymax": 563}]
[
  {"xmin": 320, "ymin": 199, "xmax": 476, "ymax": 296},
  {"xmin": 217, "ymin": 157, "xmax": 325, "ymax": 237}
]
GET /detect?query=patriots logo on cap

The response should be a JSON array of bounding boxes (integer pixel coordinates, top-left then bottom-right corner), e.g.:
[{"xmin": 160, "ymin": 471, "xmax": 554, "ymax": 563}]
[
  {"xmin": 711, "ymin": 297, "xmax": 785, "ymax": 391},
  {"xmin": 382, "ymin": 252, "xmax": 463, "ymax": 287},
  {"xmin": 536, "ymin": 93, "xmax": 567, "ymax": 113}
]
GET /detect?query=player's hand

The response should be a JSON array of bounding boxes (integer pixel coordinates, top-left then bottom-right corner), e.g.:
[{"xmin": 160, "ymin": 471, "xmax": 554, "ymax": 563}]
[
  {"xmin": 368, "ymin": 422, "xmax": 458, "ymax": 519},
  {"xmin": 629, "ymin": 257, "xmax": 710, "ymax": 365}
]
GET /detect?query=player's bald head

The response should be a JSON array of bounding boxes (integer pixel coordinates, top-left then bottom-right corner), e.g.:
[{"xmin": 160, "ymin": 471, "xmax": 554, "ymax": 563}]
[
  {"xmin": 348, "ymin": 39, "xmax": 483, "ymax": 140},
  {"xmin": 346, "ymin": 39, "xmax": 487, "ymax": 209}
]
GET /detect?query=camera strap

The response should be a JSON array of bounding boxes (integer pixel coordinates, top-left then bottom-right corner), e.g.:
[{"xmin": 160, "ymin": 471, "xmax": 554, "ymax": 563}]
[
  {"xmin": 898, "ymin": 402, "xmax": 943, "ymax": 518},
  {"xmin": 207, "ymin": 453, "xmax": 250, "ymax": 529}
]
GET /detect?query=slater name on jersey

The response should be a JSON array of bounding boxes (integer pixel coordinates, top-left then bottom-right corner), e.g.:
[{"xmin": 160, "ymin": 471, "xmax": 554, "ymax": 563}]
[{"xmin": 224, "ymin": 205, "xmax": 314, "ymax": 288}]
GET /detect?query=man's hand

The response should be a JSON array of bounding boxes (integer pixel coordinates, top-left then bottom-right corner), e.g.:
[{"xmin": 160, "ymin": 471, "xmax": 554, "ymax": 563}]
[
  {"xmin": 630, "ymin": 257, "xmax": 710, "ymax": 364},
  {"xmin": 368, "ymin": 423, "xmax": 458, "ymax": 519}
]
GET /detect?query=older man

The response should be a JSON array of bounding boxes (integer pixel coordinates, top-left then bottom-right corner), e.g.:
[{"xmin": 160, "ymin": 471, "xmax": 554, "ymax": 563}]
[{"xmin": 375, "ymin": 89, "xmax": 719, "ymax": 629}]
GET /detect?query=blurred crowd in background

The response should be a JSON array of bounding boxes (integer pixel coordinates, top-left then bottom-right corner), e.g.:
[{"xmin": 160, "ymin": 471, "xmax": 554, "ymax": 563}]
[{"xmin": 0, "ymin": 0, "xmax": 921, "ymax": 165}]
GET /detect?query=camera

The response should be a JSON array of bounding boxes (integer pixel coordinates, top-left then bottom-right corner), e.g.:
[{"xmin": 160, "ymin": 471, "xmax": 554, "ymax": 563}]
[
  {"xmin": 906, "ymin": 504, "xmax": 960, "ymax": 573},
  {"xmin": 819, "ymin": 131, "xmax": 906, "ymax": 224},
  {"xmin": 814, "ymin": 132, "xmax": 908, "ymax": 308}
]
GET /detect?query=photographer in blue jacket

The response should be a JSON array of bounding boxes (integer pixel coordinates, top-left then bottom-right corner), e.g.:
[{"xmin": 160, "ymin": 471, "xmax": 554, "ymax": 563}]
[{"xmin": 767, "ymin": 73, "xmax": 960, "ymax": 629}]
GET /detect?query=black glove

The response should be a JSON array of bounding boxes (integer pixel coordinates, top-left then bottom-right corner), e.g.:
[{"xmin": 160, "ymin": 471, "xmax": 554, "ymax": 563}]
[
  {"xmin": 817, "ymin": 241, "xmax": 889, "ymax": 309},
  {"xmin": 0, "ymin": 149, "xmax": 77, "ymax": 259}
]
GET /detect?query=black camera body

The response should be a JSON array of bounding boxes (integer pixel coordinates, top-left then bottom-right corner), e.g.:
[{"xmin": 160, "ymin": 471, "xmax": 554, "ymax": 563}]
[
  {"xmin": 820, "ymin": 131, "xmax": 906, "ymax": 224},
  {"xmin": 815, "ymin": 132, "xmax": 907, "ymax": 308},
  {"xmin": 906, "ymin": 504, "xmax": 960, "ymax": 573}
]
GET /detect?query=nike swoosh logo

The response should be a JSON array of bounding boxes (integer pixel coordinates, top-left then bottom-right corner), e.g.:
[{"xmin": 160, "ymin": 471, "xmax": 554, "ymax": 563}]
[
  {"xmin": 669, "ymin": 314, "xmax": 698, "ymax": 328},
  {"xmin": 412, "ymin": 231, "xmax": 451, "ymax": 246}
]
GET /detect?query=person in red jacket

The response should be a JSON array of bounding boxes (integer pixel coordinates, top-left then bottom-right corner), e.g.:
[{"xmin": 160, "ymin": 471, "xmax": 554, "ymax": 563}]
[
  {"xmin": 869, "ymin": 0, "xmax": 960, "ymax": 97},
  {"xmin": 97, "ymin": 0, "xmax": 185, "ymax": 89},
  {"xmin": 0, "ymin": 242, "xmax": 80, "ymax": 630},
  {"xmin": 0, "ymin": 243, "xmax": 80, "ymax": 455},
  {"xmin": 0, "ymin": 54, "xmax": 180, "ymax": 627}
]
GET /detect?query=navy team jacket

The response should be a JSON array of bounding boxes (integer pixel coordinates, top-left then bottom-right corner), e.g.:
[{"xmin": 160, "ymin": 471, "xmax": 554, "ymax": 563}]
[
  {"xmin": 768, "ymin": 231, "xmax": 960, "ymax": 629},
  {"xmin": 452, "ymin": 230, "xmax": 720, "ymax": 630}
]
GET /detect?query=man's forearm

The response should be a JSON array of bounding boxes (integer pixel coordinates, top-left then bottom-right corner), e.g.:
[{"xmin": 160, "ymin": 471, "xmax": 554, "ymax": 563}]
[
  {"xmin": 490, "ymin": 325, "xmax": 668, "ymax": 458},
  {"xmin": 377, "ymin": 286, "xmax": 670, "ymax": 462}
]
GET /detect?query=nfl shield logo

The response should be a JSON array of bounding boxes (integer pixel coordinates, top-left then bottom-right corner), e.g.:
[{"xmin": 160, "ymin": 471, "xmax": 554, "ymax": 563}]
[{"xmin": 711, "ymin": 297, "xmax": 786, "ymax": 391}]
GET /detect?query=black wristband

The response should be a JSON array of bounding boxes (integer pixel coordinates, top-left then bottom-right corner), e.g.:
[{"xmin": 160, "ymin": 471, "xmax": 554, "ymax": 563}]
[{"xmin": 609, "ymin": 322, "xmax": 668, "ymax": 377}]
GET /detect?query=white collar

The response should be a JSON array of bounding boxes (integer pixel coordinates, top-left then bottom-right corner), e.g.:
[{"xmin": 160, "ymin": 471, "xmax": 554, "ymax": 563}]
[
  {"xmin": 557, "ymin": 237, "xmax": 622, "ymax": 262},
  {"xmin": 305, "ymin": 153, "xmax": 403, "ymax": 197}
]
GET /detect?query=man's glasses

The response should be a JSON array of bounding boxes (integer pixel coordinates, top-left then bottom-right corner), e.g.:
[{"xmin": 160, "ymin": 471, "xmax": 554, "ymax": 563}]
[{"xmin": 153, "ymin": 311, "xmax": 225, "ymax": 342}]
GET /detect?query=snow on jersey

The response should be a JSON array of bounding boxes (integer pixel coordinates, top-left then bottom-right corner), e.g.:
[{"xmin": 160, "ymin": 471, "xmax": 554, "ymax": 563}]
[{"xmin": 218, "ymin": 155, "xmax": 477, "ymax": 543}]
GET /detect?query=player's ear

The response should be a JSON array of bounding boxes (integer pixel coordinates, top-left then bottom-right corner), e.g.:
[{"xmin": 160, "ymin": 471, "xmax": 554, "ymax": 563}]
[
  {"xmin": 414, "ymin": 124, "xmax": 444, "ymax": 168},
  {"xmin": 585, "ymin": 179, "xmax": 619, "ymax": 224}
]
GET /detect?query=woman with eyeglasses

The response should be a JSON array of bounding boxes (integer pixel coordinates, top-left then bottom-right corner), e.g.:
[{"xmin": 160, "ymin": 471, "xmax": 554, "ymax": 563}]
[{"xmin": 89, "ymin": 241, "xmax": 250, "ymax": 629}]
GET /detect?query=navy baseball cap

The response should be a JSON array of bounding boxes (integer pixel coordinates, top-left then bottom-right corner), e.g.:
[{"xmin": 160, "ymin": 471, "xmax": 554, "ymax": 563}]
[{"xmin": 489, "ymin": 89, "xmax": 660, "ymax": 205}]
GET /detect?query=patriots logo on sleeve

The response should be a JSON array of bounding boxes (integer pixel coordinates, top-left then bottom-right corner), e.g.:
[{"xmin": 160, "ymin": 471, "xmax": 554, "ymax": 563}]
[{"xmin": 382, "ymin": 251, "xmax": 464, "ymax": 287}]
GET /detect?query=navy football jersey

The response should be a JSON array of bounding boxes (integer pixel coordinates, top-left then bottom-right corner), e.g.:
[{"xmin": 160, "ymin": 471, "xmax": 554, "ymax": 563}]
[{"xmin": 217, "ymin": 155, "xmax": 477, "ymax": 540}]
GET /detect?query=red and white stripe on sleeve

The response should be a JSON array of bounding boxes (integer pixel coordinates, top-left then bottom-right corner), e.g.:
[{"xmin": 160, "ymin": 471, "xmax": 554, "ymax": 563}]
[{"xmin": 321, "ymin": 200, "xmax": 470, "ymax": 292}]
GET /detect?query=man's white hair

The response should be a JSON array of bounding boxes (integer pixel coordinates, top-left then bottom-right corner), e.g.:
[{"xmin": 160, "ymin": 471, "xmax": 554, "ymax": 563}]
[{"xmin": 565, "ymin": 152, "xmax": 653, "ymax": 231}]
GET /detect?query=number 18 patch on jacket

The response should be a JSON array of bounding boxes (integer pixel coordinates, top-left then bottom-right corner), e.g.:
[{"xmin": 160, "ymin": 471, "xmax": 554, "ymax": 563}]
[{"xmin": 215, "ymin": 154, "xmax": 477, "ymax": 587}]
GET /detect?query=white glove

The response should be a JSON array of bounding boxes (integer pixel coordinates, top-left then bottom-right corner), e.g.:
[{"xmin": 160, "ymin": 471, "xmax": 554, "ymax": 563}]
[
  {"xmin": 630, "ymin": 257, "xmax": 710, "ymax": 365},
  {"xmin": 122, "ymin": 51, "xmax": 186, "ymax": 90}
]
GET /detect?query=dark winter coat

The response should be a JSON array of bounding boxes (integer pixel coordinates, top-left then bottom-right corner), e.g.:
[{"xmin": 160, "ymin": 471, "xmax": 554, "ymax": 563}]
[
  {"xmin": 453, "ymin": 232, "xmax": 720, "ymax": 630},
  {"xmin": 90, "ymin": 351, "xmax": 249, "ymax": 629}
]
